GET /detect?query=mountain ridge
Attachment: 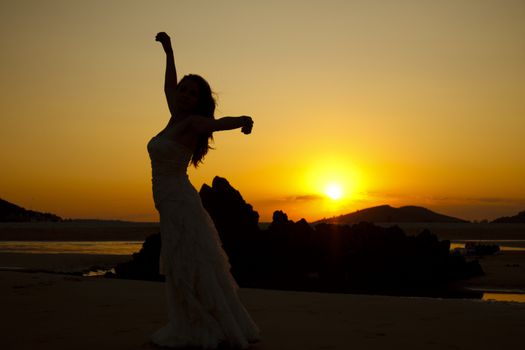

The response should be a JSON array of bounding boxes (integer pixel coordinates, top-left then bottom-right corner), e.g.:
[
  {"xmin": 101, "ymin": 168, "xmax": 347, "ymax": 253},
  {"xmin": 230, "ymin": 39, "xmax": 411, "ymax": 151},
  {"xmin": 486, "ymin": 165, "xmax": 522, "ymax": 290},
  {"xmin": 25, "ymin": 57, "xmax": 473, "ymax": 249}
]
[
  {"xmin": 315, "ymin": 204, "xmax": 468, "ymax": 225},
  {"xmin": 492, "ymin": 210, "xmax": 525, "ymax": 223},
  {"xmin": 0, "ymin": 198, "xmax": 62, "ymax": 222}
]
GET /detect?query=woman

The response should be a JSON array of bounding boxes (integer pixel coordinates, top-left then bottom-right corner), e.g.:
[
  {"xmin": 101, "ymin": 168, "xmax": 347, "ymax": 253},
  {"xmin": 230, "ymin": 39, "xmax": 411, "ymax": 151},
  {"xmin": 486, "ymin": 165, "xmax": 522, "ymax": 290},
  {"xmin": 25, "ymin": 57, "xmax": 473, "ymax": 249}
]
[{"xmin": 147, "ymin": 32, "xmax": 261, "ymax": 348}]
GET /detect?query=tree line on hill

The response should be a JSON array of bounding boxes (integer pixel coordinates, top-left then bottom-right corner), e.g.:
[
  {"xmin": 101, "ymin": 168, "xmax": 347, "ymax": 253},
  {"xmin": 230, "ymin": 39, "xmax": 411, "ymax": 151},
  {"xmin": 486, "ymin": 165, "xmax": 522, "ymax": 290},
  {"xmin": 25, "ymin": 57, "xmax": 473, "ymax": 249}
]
[
  {"xmin": 0, "ymin": 198, "xmax": 62, "ymax": 222},
  {"xmin": 491, "ymin": 211, "xmax": 525, "ymax": 223}
]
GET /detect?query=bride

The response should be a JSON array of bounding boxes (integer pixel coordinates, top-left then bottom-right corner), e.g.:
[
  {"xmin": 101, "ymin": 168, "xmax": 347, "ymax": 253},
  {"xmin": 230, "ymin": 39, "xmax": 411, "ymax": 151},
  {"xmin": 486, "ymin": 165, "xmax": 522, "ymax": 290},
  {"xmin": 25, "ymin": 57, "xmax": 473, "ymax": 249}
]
[{"xmin": 147, "ymin": 32, "xmax": 261, "ymax": 348}]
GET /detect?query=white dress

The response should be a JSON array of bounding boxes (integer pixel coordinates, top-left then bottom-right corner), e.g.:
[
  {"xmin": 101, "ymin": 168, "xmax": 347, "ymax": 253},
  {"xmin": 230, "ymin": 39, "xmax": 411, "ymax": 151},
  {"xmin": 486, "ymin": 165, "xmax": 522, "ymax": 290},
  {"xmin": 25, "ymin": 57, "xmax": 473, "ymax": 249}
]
[{"xmin": 147, "ymin": 133, "xmax": 261, "ymax": 349}]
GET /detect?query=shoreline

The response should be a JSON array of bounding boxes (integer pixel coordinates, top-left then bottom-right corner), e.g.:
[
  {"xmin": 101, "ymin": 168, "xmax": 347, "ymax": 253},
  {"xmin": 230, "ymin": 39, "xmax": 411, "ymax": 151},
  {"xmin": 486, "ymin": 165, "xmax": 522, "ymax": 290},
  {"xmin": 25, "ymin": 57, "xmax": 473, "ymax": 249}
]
[
  {"xmin": 2, "ymin": 221, "xmax": 525, "ymax": 241},
  {"xmin": 1, "ymin": 251, "xmax": 524, "ymax": 303}
]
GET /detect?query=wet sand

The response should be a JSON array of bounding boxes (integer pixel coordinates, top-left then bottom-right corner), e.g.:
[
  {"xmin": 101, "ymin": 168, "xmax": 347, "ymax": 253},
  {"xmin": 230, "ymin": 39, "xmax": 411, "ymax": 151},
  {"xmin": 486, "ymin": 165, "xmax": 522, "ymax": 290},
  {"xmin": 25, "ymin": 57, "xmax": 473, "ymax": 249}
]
[{"xmin": 2, "ymin": 270, "xmax": 525, "ymax": 350}]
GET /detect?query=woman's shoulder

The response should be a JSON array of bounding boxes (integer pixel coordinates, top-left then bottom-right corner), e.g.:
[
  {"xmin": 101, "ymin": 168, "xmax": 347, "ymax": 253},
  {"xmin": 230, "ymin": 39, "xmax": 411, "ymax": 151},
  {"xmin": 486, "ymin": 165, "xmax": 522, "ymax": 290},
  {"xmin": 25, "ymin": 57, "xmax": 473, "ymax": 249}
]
[
  {"xmin": 186, "ymin": 114, "xmax": 216, "ymax": 133},
  {"xmin": 187, "ymin": 114, "xmax": 213, "ymax": 123}
]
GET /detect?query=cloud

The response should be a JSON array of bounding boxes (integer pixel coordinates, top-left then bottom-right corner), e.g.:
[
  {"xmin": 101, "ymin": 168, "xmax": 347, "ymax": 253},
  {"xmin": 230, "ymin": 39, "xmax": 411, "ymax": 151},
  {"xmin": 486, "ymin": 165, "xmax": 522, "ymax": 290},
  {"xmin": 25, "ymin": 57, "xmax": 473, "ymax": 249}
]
[
  {"xmin": 292, "ymin": 194, "xmax": 324, "ymax": 201},
  {"xmin": 253, "ymin": 193, "xmax": 325, "ymax": 205}
]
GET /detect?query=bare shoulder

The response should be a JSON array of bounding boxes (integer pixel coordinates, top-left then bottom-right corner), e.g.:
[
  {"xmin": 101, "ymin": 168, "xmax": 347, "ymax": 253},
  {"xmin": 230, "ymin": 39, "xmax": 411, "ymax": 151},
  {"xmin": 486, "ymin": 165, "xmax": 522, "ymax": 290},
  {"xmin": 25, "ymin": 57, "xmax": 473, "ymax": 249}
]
[{"xmin": 187, "ymin": 114, "xmax": 213, "ymax": 123}]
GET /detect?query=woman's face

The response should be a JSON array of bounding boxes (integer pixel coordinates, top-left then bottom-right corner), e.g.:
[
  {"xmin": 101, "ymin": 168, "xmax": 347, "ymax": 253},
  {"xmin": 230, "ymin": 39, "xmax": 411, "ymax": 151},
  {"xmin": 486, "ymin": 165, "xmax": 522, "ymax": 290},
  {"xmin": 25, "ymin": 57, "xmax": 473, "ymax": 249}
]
[{"xmin": 176, "ymin": 79, "xmax": 200, "ymax": 113}]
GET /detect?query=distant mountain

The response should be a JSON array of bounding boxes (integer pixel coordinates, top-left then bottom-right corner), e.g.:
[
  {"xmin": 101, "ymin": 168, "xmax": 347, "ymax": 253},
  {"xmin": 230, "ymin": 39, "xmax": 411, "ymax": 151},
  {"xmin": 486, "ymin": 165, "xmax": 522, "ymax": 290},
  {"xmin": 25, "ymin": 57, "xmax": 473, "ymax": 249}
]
[
  {"xmin": 492, "ymin": 210, "xmax": 525, "ymax": 223},
  {"xmin": 0, "ymin": 198, "xmax": 62, "ymax": 222},
  {"xmin": 315, "ymin": 205, "xmax": 468, "ymax": 225}
]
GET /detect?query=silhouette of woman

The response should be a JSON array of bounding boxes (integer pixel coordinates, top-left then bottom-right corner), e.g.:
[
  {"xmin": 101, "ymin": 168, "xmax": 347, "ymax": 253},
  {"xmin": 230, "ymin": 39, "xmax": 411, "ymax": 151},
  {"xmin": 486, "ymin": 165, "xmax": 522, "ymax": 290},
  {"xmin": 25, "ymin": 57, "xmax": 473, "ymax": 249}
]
[{"xmin": 147, "ymin": 32, "xmax": 260, "ymax": 348}]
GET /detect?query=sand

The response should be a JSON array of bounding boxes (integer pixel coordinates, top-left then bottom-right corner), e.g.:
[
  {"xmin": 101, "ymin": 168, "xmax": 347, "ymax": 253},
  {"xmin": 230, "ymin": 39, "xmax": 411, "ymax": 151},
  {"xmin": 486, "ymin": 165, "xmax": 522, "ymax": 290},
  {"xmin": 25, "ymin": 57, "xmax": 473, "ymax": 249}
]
[
  {"xmin": 2, "ymin": 269, "xmax": 525, "ymax": 350},
  {"xmin": 1, "ymin": 222, "xmax": 525, "ymax": 349}
]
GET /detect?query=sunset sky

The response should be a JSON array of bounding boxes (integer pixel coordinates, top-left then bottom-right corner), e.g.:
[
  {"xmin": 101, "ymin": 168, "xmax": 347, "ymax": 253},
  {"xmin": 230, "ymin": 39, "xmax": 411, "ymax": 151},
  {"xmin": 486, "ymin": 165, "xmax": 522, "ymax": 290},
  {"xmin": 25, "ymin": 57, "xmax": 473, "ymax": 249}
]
[{"xmin": 1, "ymin": 0, "xmax": 524, "ymax": 222}]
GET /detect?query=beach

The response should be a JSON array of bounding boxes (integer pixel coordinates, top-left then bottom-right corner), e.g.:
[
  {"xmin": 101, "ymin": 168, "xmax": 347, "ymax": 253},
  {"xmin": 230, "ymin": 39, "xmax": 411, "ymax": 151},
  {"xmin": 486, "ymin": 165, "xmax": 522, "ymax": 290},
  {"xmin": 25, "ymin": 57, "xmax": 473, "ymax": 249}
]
[
  {"xmin": 1, "ymin": 249, "xmax": 525, "ymax": 349},
  {"xmin": 1, "ymin": 222, "xmax": 525, "ymax": 349},
  {"xmin": 2, "ymin": 267, "xmax": 525, "ymax": 350}
]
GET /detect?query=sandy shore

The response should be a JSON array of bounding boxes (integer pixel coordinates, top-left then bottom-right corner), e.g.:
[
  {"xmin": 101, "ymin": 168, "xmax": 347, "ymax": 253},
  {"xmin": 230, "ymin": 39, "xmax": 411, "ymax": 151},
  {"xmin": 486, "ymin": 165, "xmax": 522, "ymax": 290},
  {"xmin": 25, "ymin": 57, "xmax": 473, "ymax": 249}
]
[
  {"xmin": 1, "ymin": 222, "xmax": 524, "ymax": 349},
  {"xmin": 2, "ymin": 270, "xmax": 525, "ymax": 350}
]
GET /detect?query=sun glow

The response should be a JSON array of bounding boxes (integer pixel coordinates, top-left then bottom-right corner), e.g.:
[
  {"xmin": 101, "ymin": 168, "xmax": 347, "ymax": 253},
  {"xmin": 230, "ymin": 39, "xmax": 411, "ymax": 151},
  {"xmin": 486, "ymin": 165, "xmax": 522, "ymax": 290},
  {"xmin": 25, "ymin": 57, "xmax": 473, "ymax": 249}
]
[
  {"xmin": 325, "ymin": 183, "xmax": 343, "ymax": 200},
  {"xmin": 301, "ymin": 155, "xmax": 365, "ymax": 206}
]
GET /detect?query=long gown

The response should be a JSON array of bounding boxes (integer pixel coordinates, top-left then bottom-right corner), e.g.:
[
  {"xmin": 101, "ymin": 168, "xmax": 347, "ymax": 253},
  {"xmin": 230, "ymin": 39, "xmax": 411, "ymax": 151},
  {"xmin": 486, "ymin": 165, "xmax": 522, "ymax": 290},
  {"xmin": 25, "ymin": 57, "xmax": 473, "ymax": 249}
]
[{"xmin": 147, "ymin": 133, "xmax": 261, "ymax": 349}]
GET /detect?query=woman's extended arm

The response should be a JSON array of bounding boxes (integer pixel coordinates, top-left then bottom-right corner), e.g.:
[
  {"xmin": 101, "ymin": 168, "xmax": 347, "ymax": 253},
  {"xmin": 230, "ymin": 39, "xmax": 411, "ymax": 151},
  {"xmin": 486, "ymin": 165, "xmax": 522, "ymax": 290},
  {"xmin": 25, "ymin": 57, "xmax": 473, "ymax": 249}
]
[
  {"xmin": 190, "ymin": 116, "xmax": 254, "ymax": 135},
  {"xmin": 155, "ymin": 32, "xmax": 177, "ymax": 116}
]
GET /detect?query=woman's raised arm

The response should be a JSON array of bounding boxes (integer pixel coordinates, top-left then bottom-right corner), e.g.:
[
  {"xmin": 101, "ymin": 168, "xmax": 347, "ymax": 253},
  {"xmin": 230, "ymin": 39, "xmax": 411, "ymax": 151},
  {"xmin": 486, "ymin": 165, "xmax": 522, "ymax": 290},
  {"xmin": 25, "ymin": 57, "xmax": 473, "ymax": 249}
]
[
  {"xmin": 190, "ymin": 115, "xmax": 254, "ymax": 135},
  {"xmin": 155, "ymin": 32, "xmax": 178, "ymax": 116}
]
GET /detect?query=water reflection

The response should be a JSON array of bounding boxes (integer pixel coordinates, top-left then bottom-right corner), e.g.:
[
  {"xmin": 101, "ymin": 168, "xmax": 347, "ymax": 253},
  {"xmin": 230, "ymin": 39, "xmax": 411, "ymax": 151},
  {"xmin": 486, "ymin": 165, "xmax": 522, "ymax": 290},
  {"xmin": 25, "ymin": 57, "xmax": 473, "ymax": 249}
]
[
  {"xmin": 483, "ymin": 292, "xmax": 525, "ymax": 303},
  {"xmin": 0, "ymin": 241, "xmax": 143, "ymax": 255},
  {"xmin": 450, "ymin": 241, "xmax": 525, "ymax": 252}
]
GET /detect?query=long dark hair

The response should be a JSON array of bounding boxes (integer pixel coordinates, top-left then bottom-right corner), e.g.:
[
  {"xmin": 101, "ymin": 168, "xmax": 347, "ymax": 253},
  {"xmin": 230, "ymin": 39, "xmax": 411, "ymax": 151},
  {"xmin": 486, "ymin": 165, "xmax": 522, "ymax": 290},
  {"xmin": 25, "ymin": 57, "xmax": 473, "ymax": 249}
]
[{"xmin": 178, "ymin": 74, "xmax": 216, "ymax": 167}]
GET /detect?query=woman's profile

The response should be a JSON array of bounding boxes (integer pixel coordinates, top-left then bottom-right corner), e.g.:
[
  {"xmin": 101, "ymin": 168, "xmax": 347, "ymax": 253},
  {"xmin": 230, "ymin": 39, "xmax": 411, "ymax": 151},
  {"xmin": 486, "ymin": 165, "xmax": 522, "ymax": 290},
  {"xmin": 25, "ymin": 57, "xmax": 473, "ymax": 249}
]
[{"xmin": 147, "ymin": 32, "xmax": 261, "ymax": 348}]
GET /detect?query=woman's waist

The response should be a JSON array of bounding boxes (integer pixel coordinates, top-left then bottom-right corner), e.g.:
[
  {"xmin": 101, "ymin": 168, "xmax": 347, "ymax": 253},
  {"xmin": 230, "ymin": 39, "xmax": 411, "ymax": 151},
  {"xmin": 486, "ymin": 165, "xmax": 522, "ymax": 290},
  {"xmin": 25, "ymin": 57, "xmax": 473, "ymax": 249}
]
[
  {"xmin": 151, "ymin": 173, "xmax": 191, "ymax": 186},
  {"xmin": 151, "ymin": 168, "xmax": 189, "ymax": 178},
  {"xmin": 150, "ymin": 159, "xmax": 189, "ymax": 175},
  {"xmin": 151, "ymin": 176, "xmax": 199, "ymax": 206}
]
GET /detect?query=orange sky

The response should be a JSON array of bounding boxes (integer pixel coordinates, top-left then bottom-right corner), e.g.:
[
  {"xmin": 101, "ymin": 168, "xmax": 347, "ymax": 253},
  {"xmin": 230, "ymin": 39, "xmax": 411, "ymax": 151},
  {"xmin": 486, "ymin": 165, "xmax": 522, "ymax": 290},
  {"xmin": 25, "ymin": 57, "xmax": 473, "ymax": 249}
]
[{"xmin": 1, "ymin": 0, "xmax": 524, "ymax": 222}]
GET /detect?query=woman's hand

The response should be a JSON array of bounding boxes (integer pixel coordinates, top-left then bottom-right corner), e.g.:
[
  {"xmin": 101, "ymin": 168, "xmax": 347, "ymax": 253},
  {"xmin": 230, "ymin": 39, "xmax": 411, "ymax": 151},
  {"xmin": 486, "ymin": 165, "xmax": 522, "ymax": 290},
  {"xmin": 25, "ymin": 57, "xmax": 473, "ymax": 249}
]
[
  {"xmin": 155, "ymin": 32, "xmax": 173, "ymax": 54},
  {"xmin": 241, "ymin": 116, "xmax": 253, "ymax": 134}
]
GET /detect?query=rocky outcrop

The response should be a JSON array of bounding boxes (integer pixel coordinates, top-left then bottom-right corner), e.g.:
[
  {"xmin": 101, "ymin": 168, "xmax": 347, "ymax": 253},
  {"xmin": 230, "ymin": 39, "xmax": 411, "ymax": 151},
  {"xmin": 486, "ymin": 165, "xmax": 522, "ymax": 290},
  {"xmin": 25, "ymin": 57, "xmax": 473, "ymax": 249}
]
[
  {"xmin": 109, "ymin": 177, "xmax": 483, "ymax": 298},
  {"xmin": 199, "ymin": 176, "xmax": 261, "ymax": 282},
  {"xmin": 111, "ymin": 233, "xmax": 163, "ymax": 281}
]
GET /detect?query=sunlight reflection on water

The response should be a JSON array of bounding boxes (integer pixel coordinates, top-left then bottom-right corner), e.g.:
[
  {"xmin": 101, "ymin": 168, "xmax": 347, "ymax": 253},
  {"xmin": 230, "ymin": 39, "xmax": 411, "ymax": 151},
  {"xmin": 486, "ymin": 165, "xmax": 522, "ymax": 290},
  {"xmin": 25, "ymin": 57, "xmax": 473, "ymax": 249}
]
[
  {"xmin": 450, "ymin": 242, "xmax": 525, "ymax": 252},
  {"xmin": 0, "ymin": 241, "xmax": 143, "ymax": 255},
  {"xmin": 482, "ymin": 293, "xmax": 525, "ymax": 303}
]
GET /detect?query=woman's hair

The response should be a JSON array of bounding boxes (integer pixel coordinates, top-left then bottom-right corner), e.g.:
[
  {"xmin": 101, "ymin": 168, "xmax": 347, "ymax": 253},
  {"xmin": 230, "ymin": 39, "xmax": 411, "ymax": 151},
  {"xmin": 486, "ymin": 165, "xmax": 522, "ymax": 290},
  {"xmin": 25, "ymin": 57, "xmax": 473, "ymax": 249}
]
[{"xmin": 178, "ymin": 74, "xmax": 216, "ymax": 167}]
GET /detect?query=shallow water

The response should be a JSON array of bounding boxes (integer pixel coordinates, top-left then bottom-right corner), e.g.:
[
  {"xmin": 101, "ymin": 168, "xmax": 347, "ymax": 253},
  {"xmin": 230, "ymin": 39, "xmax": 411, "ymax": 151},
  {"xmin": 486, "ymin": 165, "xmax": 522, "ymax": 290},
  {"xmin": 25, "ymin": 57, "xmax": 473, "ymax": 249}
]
[
  {"xmin": 2, "ymin": 239, "xmax": 524, "ymax": 255},
  {"xmin": 482, "ymin": 292, "xmax": 525, "ymax": 303},
  {"xmin": 450, "ymin": 241, "xmax": 525, "ymax": 252},
  {"xmin": 0, "ymin": 240, "xmax": 143, "ymax": 255}
]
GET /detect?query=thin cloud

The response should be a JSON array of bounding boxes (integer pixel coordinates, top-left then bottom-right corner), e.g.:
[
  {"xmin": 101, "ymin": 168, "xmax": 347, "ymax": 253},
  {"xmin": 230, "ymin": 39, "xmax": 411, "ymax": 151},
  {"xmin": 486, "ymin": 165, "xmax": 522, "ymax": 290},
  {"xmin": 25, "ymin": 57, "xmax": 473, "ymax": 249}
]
[
  {"xmin": 293, "ymin": 194, "xmax": 324, "ymax": 201},
  {"xmin": 254, "ymin": 194, "xmax": 325, "ymax": 205}
]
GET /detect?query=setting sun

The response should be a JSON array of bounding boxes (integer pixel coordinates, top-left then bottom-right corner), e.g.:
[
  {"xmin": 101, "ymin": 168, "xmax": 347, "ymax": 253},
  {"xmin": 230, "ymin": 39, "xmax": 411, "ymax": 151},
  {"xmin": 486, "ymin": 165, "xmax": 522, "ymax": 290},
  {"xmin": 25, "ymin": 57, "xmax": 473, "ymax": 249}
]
[
  {"xmin": 299, "ymin": 155, "xmax": 364, "ymax": 213},
  {"xmin": 325, "ymin": 183, "xmax": 343, "ymax": 200}
]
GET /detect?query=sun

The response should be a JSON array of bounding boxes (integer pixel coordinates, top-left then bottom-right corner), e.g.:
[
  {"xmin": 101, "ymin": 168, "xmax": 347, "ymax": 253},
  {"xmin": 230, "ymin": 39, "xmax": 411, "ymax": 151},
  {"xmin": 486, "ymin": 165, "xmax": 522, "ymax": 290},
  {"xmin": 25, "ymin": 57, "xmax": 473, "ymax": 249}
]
[{"xmin": 325, "ymin": 183, "xmax": 343, "ymax": 200}]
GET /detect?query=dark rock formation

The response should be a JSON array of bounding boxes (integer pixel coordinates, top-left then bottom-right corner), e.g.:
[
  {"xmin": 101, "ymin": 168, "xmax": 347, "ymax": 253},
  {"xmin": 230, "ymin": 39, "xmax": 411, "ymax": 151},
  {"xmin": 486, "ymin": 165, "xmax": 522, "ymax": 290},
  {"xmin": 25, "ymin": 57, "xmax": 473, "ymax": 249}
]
[
  {"xmin": 110, "ymin": 233, "xmax": 163, "ymax": 281},
  {"xmin": 248, "ymin": 218, "xmax": 483, "ymax": 296},
  {"xmin": 109, "ymin": 177, "xmax": 483, "ymax": 298},
  {"xmin": 492, "ymin": 210, "xmax": 525, "ymax": 223},
  {"xmin": 199, "ymin": 176, "xmax": 260, "ymax": 235},
  {"xmin": 0, "ymin": 198, "xmax": 62, "ymax": 222},
  {"xmin": 464, "ymin": 242, "xmax": 500, "ymax": 256},
  {"xmin": 199, "ymin": 176, "xmax": 261, "ymax": 282}
]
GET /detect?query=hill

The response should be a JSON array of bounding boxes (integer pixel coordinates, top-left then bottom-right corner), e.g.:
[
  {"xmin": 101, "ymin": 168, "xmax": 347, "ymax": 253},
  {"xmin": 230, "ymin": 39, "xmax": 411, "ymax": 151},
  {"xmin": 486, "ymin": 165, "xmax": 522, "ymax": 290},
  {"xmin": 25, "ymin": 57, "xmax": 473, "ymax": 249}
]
[
  {"xmin": 315, "ymin": 205, "xmax": 468, "ymax": 225},
  {"xmin": 0, "ymin": 198, "xmax": 62, "ymax": 222},
  {"xmin": 492, "ymin": 210, "xmax": 525, "ymax": 223}
]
